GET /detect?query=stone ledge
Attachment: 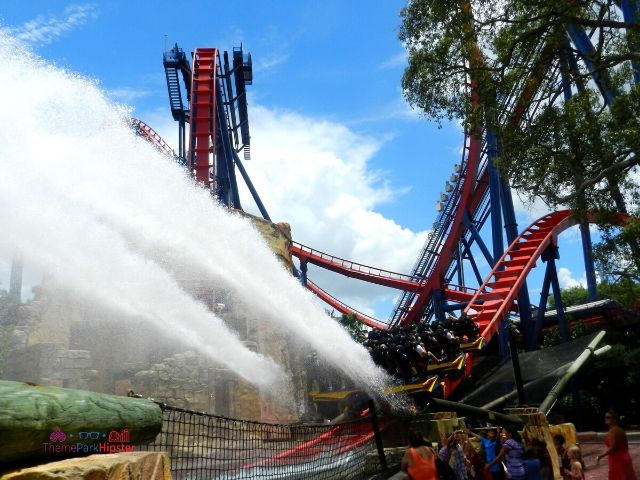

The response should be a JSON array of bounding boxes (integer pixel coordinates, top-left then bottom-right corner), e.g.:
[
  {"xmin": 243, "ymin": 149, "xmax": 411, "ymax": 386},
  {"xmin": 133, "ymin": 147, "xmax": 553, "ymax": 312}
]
[{"xmin": 1, "ymin": 452, "xmax": 172, "ymax": 480}]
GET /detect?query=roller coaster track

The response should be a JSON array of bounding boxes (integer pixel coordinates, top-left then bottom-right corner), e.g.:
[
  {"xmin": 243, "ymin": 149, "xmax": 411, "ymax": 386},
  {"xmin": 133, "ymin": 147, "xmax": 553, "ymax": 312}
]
[
  {"xmin": 304, "ymin": 278, "xmax": 479, "ymax": 330},
  {"xmin": 294, "ymin": 45, "xmax": 558, "ymax": 328},
  {"xmin": 291, "ymin": 101, "xmax": 483, "ymax": 327},
  {"xmin": 427, "ymin": 209, "xmax": 632, "ymax": 398},
  {"xmin": 189, "ymin": 48, "xmax": 218, "ymax": 190},
  {"xmin": 465, "ymin": 210, "xmax": 630, "ymax": 339},
  {"xmin": 130, "ymin": 118, "xmax": 177, "ymax": 159}
]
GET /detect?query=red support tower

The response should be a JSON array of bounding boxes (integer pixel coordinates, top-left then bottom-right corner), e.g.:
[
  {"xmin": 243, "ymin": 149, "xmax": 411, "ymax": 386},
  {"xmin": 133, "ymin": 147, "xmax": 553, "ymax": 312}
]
[{"xmin": 189, "ymin": 48, "xmax": 218, "ymax": 190}]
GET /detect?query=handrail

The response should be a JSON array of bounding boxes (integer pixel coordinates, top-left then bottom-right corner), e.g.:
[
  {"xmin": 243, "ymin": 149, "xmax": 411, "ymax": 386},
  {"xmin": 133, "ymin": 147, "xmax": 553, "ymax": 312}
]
[
  {"xmin": 305, "ymin": 279, "xmax": 389, "ymax": 330},
  {"xmin": 291, "ymin": 242, "xmax": 421, "ymax": 284}
]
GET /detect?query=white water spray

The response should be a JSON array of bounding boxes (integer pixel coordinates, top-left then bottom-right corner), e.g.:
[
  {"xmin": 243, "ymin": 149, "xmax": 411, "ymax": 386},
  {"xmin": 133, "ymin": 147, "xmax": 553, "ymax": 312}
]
[{"xmin": 0, "ymin": 34, "xmax": 390, "ymax": 394}]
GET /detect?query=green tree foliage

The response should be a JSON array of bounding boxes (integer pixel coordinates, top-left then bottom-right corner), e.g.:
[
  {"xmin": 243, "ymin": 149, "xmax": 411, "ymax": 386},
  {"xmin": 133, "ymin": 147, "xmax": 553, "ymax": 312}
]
[
  {"xmin": 556, "ymin": 330, "xmax": 640, "ymax": 428},
  {"xmin": 336, "ymin": 313, "xmax": 367, "ymax": 343},
  {"xmin": 0, "ymin": 289, "xmax": 20, "ymax": 327},
  {"xmin": 400, "ymin": 0, "xmax": 640, "ymax": 275},
  {"xmin": 0, "ymin": 289, "xmax": 20, "ymax": 378},
  {"xmin": 549, "ymin": 281, "xmax": 640, "ymax": 310},
  {"xmin": 542, "ymin": 282, "xmax": 640, "ymax": 427}
]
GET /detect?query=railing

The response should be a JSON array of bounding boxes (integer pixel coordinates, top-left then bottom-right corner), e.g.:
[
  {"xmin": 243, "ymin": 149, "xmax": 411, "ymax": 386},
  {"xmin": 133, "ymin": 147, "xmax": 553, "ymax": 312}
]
[
  {"xmin": 291, "ymin": 242, "xmax": 421, "ymax": 284},
  {"xmin": 306, "ymin": 278, "xmax": 389, "ymax": 329}
]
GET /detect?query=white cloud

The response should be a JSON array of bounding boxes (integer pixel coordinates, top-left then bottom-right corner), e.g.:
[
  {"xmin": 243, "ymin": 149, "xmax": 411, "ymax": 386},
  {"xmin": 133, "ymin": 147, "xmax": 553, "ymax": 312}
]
[
  {"xmin": 378, "ymin": 51, "xmax": 407, "ymax": 70},
  {"xmin": 108, "ymin": 87, "xmax": 152, "ymax": 104},
  {"xmin": 133, "ymin": 103, "xmax": 430, "ymax": 318},
  {"xmin": 557, "ymin": 267, "xmax": 586, "ymax": 289},
  {"xmin": 236, "ymin": 104, "xmax": 429, "ymax": 316},
  {"xmin": 347, "ymin": 94, "xmax": 422, "ymax": 125},
  {"xmin": 512, "ymin": 192, "xmax": 553, "ymax": 223},
  {"xmin": 254, "ymin": 52, "xmax": 289, "ymax": 73},
  {"xmin": 7, "ymin": 4, "xmax": 98, "ymax": 46}
]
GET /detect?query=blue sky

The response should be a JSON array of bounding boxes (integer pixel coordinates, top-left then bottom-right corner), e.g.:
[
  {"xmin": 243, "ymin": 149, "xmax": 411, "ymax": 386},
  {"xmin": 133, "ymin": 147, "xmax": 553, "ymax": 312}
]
[{"xmin": 0, "ymin": 1, "xmax": 593, "ymax": 319}]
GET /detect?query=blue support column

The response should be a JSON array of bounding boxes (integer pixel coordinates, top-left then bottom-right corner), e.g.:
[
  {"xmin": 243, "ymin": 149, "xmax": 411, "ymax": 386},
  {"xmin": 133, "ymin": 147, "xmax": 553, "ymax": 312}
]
[
  {"xmin": 580, "ymin": 224, "xmax": 598, "ymax": 301},
  {"xmin": 456, "ymin": 243, "xmax": 465, "ymax": 287},
  {"xmin": 565, "ymin": 23, "xmax": 617, "ymax": 105},
  {"xmin": 531, "ymin": 256, "xmax": 553, "ymax": 350},
  {"xmin": 559, "ymin": 37, "xmax": 574, "ymax": 102},
  {"xmin": 560, "ymin": 46, "xmax": 598, "ymax": 302},
  {"xmin": 232, "ymin": 150, "xmax": 271, "ymax": 221},
  {"xmin": 487, "ymin": 130, "xmax": 508, "ymax": 358},
  {"xmin": 463, "ymin": 212, "xmax": 494, "ymax": 266},
  {"xmin": 218, "ymin": 85, "xmax": 244, "ymax": 209},
  {"xmin": 432, "ymin": 289, "xmax": 446, "ymax": 322},
  {"xmin": 215, "ymin": 85, "xmax": 233, "ymax": 207},
  {"xmin": 621, "ymin": 0, "xmax": 640, "ymax": 84},
  {"xmin": 461, "ymin": 238, "xmax": 484, "ymax": 286},
  {"xmin": 547, "ymin": 249, "xmax": 571, "ymax": 344},
  {"xmin": 299, "ymin": 260, "xmax": 308, "ymax": 287}
]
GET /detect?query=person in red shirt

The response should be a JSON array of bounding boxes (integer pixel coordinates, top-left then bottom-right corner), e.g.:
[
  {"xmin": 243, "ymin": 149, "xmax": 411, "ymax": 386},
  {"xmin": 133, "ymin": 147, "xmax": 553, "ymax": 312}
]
[
  {"xmin": 597, "ymin": 409, "xmax": 637, "ymax": 480},
  {"xmin": 400, "ymin": 430, "xmax": 439, "ymax": 480}
]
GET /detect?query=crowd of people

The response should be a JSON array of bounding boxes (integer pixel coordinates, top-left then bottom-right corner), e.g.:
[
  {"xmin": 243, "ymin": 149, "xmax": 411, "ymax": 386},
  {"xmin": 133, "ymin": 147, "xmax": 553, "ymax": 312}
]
[
  {"xmin": 363, "ymin": 313, "xmax": 480, "ymax": 383},
  {"xmin": 392, "ymin": 409, "xmax": 639, "ymax": 480},
  {"xmin": 391, "ymin": 427, "xmax": 588, "ymax": 480}
]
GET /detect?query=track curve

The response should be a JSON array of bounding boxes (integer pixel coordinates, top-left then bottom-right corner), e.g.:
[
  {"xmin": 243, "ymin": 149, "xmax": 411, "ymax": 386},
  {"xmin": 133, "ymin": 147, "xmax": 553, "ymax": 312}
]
[
  {"xmin": 130, "ymin": 118, "xmax": 177, "ymax": 159},
  {"xmin": 465, "ymin": 210, "xmax": 631, "ymax": 340}
]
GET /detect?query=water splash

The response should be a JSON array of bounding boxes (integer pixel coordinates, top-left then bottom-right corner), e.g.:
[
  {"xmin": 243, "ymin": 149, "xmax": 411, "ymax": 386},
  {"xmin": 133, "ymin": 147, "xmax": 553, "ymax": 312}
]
[{"xmin": 0, "ymin": 33, "xmax": 390, "ymax": 395}]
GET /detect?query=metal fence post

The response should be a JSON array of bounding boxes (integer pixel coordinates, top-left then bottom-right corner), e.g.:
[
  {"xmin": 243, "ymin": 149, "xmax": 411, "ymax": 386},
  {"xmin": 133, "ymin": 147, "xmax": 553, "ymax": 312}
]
[{"xmin": 368, "ymin": 400, "xmax": 387, "ymax": 471}]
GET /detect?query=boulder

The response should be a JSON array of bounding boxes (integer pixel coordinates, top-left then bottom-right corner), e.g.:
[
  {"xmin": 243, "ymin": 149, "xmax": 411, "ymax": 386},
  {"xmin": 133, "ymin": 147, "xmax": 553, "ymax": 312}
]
[
  {"xmin": 0, "ymin": 380, "xmax": 162, "ymax": 465},
  {"xmin": 0, "ymin": 452, "xmax": 172, "ymax": 480}
]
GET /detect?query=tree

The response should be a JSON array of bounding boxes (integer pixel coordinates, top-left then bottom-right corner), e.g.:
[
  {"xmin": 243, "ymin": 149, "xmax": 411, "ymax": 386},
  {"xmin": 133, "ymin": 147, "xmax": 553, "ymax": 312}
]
[
  {"xmin": 541, "ymin": 282, "xmax": 640, "ymax": 427},
  {"xmin": 400, "ymin": 0, "xmax": 640, "ymax": 275},
  {"xmin": 336, "ymin": 313, "xmax": 367, "ymax": 343},
  {"xmin": 0, "ymin": 289, "xmax": 20, "ymax": 327},
  {"xmin": 548, "ymin": 281, "xmax": 640, "ymax": 311},
  {"xmin": 0, "ymin": 289, "xmax": 20, "ymax": 378}
]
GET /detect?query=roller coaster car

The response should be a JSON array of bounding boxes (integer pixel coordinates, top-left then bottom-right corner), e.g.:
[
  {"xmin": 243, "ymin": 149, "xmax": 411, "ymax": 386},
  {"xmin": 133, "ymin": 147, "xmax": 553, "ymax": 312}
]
[
  {"xmin": 310, "ymin": 375, "xmax": 440, "ymax": 404},
  {"xmin": 425, "ymin": 354, "xmax": 466, "ymax": 374},
  {"xmin": 310, "ymin": 376, "xmax": 440, "ymax": 419},
  {"xmin": 459, "ymin": 336, "xmax": 486, "ymax": 352}
]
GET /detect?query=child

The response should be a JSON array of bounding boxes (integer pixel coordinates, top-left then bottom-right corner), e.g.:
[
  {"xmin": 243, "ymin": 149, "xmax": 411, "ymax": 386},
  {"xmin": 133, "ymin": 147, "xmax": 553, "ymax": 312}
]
[{"xmin": 563, "ymin": 446, "xmax": 585, "ymax": 480}]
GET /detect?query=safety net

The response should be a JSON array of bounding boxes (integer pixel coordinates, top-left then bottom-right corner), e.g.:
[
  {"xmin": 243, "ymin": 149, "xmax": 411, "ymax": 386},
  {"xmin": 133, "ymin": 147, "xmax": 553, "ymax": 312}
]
[
  {"xmin": 138, "ymin": 404, "xmax": 382, "ymax": 479},
  {"xmin": 458, "ymin": 332, "xmax": 602, "ymax": 408}
]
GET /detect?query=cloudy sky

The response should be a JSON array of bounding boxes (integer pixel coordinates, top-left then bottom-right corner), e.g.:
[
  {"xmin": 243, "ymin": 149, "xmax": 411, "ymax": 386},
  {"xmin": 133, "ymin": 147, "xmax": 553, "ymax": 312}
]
[{"xmin": 0, "ymin": 1, "xmax": 594, "ymax": 319}]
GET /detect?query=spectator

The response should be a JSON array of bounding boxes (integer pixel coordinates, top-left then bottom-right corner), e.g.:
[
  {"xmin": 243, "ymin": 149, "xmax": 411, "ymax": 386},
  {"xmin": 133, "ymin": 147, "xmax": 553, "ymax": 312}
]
[
  {"xmin": 553, "ymin": 434, "xmax": 570, "ymax": 480},
  {"xmin": 485, "ymin": 428, "xmax": 526, "ymax": 480},
  {"xmin": 564, "ymin": 446, "xmax": 585, "ymax": 480},
  {"xmin": 440, "ymin": 430, "xmax": 469, "ymax": 480},
  {"xmin": 393, "ymin": 430, "xmax": 438, "ymax": 480},
  {"xmin": 463, "ymin": 439, "xmax": 485, "ymax": 479},
  {"xmin": 523, "ymin": 448, "xmax": 542, "ymax": 480},
  {"xmin": 597, "ymin": 409, "xmax": 637, "ymax": 480},
  {"xmin": 530, "ymin": 438, "xmax": 553, "ymax": 480},
  {"xmin": 467, "ymin": 428, "xmax": 504, "ymax": 480}
]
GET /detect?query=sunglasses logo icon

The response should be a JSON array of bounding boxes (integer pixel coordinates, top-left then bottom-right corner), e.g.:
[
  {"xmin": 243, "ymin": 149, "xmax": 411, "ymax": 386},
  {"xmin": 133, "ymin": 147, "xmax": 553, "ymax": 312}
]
[{"xmin": 79, "ymin": 431, "xmax": 101, "ymax": 440}]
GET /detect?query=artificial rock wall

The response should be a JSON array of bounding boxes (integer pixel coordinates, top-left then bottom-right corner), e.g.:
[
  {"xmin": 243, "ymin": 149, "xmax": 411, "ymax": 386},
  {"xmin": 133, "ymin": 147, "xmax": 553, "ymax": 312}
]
[{"xmin": 1, "ymin": 213, "xmax": 303, "ymax": 422}]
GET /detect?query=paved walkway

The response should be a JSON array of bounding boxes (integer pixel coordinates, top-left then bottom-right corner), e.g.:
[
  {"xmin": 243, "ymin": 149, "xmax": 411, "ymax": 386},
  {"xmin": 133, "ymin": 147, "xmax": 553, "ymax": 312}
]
[{"xmin": 578, "ymin": 440, "xmax": 640, "ymax": 479}]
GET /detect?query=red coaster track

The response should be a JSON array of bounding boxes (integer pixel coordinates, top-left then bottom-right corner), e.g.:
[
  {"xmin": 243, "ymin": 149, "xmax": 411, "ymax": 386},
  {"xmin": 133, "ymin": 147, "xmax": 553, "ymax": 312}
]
[{"xmin": 188, "ymin": 48, "xmax": 218, "ymax": 190}]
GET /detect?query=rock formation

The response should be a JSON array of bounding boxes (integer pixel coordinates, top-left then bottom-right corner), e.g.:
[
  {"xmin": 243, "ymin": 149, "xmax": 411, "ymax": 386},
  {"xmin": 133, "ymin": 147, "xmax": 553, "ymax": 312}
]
[{"xmin": 1, "ymin": 213, "xmax": 306, "ymax": 422}]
